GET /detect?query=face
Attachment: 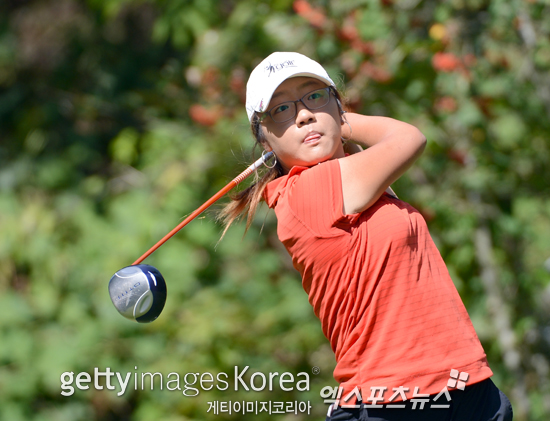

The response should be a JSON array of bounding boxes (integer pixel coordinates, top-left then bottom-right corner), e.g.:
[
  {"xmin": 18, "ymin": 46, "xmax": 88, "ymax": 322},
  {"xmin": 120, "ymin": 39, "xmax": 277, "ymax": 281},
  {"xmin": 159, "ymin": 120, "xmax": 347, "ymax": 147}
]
[{"xmin": 259, "ymin": 77, "xmax": 345, "ymax": 173}]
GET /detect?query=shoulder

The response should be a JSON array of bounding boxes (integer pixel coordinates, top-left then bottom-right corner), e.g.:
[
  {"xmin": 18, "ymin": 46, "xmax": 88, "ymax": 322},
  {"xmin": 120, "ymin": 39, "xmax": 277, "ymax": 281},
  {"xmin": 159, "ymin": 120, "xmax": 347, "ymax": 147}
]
[{"xmin": 264, "ymin": 160, "xmax": 340, "ymax": 208}]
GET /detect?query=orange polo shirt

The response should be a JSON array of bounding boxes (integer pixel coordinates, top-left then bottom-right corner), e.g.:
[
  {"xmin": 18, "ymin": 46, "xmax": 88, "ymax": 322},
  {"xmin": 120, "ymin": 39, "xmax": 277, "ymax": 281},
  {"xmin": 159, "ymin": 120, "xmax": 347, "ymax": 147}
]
[{"xmin": 264, "ymin": 159, "xmax": 492, "ymax": 403}]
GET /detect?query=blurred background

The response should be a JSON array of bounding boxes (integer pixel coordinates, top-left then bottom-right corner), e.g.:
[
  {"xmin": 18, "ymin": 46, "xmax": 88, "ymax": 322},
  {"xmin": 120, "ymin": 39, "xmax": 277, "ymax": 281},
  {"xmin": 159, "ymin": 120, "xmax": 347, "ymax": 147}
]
[{"xmin": 0, "ymin": 0, "xmax": 549, "ymax": 420}]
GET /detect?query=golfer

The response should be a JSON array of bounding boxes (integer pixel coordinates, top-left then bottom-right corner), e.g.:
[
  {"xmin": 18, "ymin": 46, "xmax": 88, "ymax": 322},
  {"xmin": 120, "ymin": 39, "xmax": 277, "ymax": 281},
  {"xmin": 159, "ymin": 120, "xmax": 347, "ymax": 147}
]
[{"xmin": 220, "ymin": 52, "xmax": 513, "ymax": 420}]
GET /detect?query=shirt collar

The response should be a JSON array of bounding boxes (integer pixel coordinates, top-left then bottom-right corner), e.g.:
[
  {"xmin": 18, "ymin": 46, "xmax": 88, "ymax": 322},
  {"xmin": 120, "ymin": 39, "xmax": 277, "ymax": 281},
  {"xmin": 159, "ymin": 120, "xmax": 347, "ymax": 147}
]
[{"xmin": 263, "ymin": 166, "xmax": 309, "ymax": 208}]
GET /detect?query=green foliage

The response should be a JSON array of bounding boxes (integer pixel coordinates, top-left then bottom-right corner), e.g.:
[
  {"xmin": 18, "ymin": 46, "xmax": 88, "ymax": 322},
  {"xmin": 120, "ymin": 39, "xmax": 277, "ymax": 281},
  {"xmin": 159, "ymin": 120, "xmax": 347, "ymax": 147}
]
[{"xmin": 1, "ymin": 0, "xmax": 549, "ymax": 419}]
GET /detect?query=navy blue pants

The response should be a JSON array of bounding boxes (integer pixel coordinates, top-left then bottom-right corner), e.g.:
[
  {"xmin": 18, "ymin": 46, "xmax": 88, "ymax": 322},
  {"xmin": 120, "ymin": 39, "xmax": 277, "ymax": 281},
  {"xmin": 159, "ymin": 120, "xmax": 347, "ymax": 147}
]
[{"xmin": 325, "ymin": 379, "xmax": 513, "ymax": 421}]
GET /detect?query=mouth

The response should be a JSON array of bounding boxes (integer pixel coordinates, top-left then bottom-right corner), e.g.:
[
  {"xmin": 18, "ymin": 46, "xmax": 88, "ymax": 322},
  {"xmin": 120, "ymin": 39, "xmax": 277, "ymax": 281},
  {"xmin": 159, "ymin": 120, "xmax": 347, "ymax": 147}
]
[{"xmin": 303, "ymin": 132, "xmax": 322, "ymax": 144}]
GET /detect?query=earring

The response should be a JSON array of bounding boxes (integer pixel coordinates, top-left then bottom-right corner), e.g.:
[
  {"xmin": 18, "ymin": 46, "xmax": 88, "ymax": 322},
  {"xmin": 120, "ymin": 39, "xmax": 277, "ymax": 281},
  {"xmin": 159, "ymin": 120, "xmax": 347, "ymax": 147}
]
[
  {"xmin": 262, "ymin": 149, "xmax": 277, "ymax": 169},
  {"xmin": 341, "ymin": 118, "xmax": 352, "ymax": 143}
]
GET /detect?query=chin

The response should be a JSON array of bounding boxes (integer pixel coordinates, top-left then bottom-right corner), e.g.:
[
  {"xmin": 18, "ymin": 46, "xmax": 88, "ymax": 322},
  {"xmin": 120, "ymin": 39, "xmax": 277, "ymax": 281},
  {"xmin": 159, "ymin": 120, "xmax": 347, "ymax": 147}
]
[{"xmin": 302, "ymin": 156, "xmax": 332, "ymax": 168}]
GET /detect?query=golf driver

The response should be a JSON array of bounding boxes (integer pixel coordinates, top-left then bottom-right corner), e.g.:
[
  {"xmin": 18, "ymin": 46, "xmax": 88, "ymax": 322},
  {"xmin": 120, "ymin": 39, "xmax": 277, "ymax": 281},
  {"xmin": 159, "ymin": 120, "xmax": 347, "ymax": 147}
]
[{"xmin": 109, "ymin": 151, "xmax": 274, "ymax": 323}]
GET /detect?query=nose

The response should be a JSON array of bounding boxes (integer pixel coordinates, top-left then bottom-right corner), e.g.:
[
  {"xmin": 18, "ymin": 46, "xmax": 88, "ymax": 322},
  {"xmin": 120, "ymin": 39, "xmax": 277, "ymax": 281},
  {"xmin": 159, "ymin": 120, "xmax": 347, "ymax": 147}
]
[{"xmin": 295, "ymin": 101, "xmax": 316, "ymax": 127}]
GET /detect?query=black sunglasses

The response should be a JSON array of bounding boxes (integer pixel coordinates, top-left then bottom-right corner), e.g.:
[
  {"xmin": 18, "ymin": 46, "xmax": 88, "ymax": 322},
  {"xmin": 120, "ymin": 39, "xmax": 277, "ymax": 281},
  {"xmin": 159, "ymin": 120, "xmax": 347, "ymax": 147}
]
[{"xmin": 260, "ymin": 86, "xmax": 335, "ymax": 123}]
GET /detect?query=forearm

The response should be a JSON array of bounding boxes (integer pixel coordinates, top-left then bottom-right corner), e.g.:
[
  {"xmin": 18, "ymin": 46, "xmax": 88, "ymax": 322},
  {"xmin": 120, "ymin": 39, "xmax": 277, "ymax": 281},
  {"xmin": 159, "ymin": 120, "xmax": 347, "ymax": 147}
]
[
  {"xmin": 342, "ymin": 113, "xmax": 424, "ymax": 149},
  {"xmin": 338, "ymin": 113, "xmax": 426, "ymax": 213}
]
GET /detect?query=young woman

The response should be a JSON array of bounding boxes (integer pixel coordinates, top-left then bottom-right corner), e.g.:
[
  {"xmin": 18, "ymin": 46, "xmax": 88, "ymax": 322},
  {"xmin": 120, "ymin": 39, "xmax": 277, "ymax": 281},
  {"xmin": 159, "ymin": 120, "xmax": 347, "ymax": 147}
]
[{"xmin": 220, "ymin": 52, "xmax": 513, "ymax": 421}]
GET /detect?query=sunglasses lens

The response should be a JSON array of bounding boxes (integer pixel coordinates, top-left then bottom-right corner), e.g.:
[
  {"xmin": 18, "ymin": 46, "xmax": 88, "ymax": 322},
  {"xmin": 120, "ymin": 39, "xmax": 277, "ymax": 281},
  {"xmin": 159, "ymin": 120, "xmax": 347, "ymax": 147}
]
[
  {"xmin": 270, "ymin": 88, "xmax": 332, "ymax": 123},
  {"xmin": 304, "ymin": 89, "xmax": 330, "ymax": 109},
  {"xmin": 271, "ymin": 103, "xmax": 295, "ymax": 122}
]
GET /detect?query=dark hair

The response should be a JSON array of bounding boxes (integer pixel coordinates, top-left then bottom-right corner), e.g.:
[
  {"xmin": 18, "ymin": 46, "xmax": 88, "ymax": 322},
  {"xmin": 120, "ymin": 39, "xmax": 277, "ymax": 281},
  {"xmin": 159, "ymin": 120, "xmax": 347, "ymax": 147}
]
[{"xmin": 217, "ymin": 86, "xmax": 345, "ymax": 239}]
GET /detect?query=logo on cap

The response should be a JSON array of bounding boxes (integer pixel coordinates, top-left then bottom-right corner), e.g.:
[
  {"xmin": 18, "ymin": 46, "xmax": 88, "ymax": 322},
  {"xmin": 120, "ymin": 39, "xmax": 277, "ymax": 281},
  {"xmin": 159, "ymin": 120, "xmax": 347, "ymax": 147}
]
[{"xmin": 264, "ymin": 60, "xmax": 297, "ymax": 76}]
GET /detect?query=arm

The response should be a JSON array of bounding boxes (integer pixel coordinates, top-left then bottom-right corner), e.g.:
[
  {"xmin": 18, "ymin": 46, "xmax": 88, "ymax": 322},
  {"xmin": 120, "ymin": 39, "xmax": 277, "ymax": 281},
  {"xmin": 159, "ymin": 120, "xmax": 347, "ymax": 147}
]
[
  {"xmin": 338, "ymin": 113, "xmax": 426, "ymax": 214},
  {"xmin": 342, "ymin": 131, "xmax": 398, "ymax": 199}
]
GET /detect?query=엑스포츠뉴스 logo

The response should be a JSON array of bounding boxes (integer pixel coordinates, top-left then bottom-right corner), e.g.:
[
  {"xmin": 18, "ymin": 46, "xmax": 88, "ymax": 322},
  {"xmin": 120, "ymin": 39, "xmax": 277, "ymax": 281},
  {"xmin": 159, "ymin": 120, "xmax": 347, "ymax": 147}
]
[{"xmin": 447, "ymin": 369, "xmax": 469, "ymax": 390}]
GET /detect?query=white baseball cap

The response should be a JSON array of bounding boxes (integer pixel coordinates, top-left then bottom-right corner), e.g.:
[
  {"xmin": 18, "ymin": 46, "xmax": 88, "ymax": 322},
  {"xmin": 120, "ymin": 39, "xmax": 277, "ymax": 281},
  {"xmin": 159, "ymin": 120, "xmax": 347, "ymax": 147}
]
[{"xmin": 245, "ymin": 52, "xmax": 335, "ymax": 121}]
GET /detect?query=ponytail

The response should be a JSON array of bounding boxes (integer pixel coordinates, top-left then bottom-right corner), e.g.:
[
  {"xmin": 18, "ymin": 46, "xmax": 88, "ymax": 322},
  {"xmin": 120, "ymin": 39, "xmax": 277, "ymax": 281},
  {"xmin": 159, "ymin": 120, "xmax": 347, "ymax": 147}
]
[{"xmin": 217, "ymin": 114, "xmax": 284, "ymax": 239}]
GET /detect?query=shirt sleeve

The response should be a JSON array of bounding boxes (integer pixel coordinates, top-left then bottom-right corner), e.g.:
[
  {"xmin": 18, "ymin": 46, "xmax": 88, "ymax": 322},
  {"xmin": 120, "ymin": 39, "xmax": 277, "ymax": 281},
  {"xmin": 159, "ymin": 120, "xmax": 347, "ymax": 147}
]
[{"xmin": 284, "ymin": 160, "xmax": 359, "ymax": 237}]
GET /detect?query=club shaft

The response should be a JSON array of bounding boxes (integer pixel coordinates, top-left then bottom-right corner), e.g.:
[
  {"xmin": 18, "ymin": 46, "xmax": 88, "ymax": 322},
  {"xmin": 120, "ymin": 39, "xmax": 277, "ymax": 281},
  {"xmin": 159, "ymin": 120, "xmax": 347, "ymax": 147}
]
[{"xmin": 132, "ymin": 152, "xmax": 273, "ymax": 265}]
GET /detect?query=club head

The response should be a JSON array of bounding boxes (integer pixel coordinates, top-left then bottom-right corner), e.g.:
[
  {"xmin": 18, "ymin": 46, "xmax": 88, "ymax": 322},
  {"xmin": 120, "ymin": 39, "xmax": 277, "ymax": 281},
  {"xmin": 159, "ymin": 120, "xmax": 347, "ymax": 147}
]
[{"xmin": 109, "ymin": 264, "xmax": 167, "ymax": 323}]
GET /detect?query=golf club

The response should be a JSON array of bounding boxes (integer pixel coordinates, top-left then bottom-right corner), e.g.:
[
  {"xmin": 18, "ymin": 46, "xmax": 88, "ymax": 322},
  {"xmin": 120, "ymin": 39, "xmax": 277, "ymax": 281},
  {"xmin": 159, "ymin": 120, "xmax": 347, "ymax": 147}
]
[{"xmin": 108, "ymin": 151, "xmax": 274, "ymax": 323}]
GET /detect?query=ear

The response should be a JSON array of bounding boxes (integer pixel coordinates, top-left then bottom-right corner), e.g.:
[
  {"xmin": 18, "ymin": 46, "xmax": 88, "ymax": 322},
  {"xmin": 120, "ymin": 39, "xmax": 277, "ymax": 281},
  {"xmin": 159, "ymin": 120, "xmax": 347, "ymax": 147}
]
[
  {"xmin": 341, "ymin": 113, "xmax": 352, "ymax": 141},
  {"xmin": 340, "ymin": 109, "xmax": 347, "ymax": 125},
  {"xmin": 259, "ymin": 127, "xmax": 273, "ymax": 152},
  {"xmin": 335, "ymin": 95, "xmax": 346, "ymax": 117}
]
